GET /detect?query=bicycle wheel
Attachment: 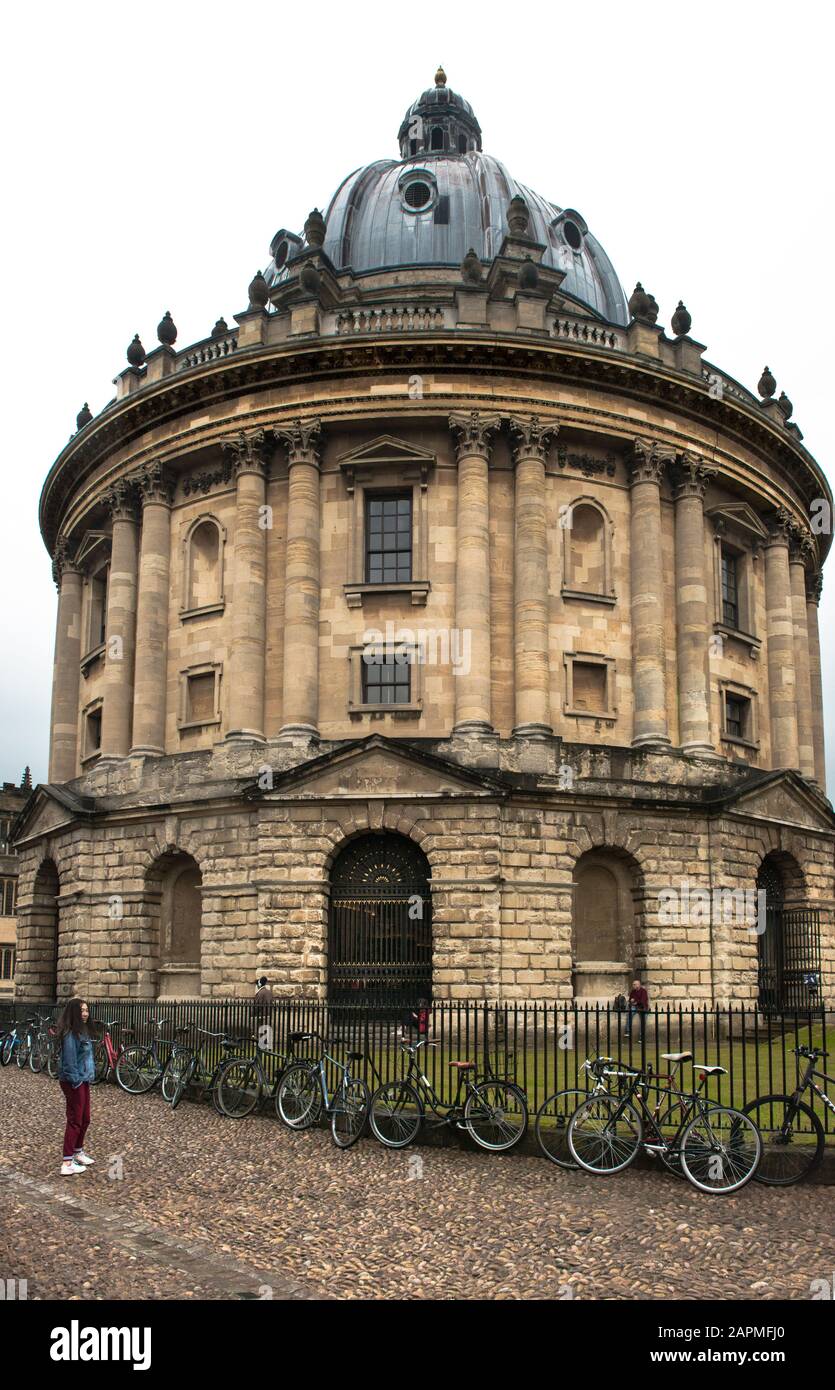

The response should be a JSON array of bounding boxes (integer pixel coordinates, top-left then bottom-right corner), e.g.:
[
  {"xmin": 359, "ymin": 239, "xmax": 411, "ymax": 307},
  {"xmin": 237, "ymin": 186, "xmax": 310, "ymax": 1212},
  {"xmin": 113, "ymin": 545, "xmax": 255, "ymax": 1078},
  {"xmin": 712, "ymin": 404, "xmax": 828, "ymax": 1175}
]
[
  {"xmin": 170, "ymin": 1055, "xmax": 196, "ymax": 1111},
  {"xmin": 464, "ymin": 1080, "xmax": 528, "ymax": 1152},
  {"xmin": 369, "ymin": 1080, "xmax": 423, "ymax": 1148},
  {"xmin": 679, "ymin": 1106, "xmax": 761, "ymax": 1194},
  {"xmin": 0, "ymin": 1036, "xmax": 14, "ymax": 1066},
  {"xmin": 47, "ymin": 1039, "xmax": 60, "ymax": 1080},
  {"xmin": 91, "ymin": 1040, "xmax": 109, "ymax": 1084},
  {"xmin": 568, "ymin": 1094, "xmax": 643, "ymax": 1173},
  {"xmin": 277, "ymin": 1062, "xmax": 323, "ymax": 1130},
  {"xmin": 331, "ymin": 1078, "xmax": 370, "ymax": 1150},
  {"xmin": 117, "ymin": 1045, "xmax": 160, "ymax": 1095},
  {"xmin": 535, "ymin": 1088, "xmax": 588, "ymax": 1168},
  {"xmin": 652, "ymin": 1100, "xmax": 689, "ymax": 1177},
  {"xmin": 742, "ymin": 1094, "xmax": 824, "ymax": 1187},
  {"xmin": 162, "ymin": 1050, "xmax": 190, "ymax": 1105},
  {"xmin": 16, "ymin": 1038, "xmax": 30, "ymax": 1069},
  {"xmin": 29, "ymin": 1035, "xmax": 45, "ymax": 1074},
  {"xmin": 213, "ymin": 1059, "xmax": 258, "ymax": 1118}
]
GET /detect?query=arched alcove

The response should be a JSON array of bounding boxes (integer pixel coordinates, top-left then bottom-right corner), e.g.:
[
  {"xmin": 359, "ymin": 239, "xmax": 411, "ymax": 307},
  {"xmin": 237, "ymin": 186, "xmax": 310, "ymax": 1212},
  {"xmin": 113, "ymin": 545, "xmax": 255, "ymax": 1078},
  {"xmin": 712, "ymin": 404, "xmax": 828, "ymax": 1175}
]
[
  {"xmin": 147, "ymin": 850, "xmax": 203, "ymax": 998},
  {"xmin": 572, "ymin": 848, "xmax": 640, "ymax": 999},
  {"xmin": 328, "ymin": 832, "xmax": 432, "ymax": 1003}
]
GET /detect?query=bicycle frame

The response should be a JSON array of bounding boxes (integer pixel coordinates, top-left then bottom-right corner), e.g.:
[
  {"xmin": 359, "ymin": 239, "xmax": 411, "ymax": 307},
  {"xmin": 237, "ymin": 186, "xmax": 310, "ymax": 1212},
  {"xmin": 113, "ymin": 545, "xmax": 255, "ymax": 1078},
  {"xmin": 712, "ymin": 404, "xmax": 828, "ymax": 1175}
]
[{"xmin": 602, "ymin": 1067, "xmax": 716, "ymax": 1157}]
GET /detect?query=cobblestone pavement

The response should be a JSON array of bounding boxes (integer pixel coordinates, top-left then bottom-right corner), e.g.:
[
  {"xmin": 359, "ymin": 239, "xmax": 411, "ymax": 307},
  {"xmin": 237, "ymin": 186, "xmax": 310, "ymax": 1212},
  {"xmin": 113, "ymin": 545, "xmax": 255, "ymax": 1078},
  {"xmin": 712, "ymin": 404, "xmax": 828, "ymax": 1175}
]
[{"xmin": 1, "ymin": 1067, "xmax": 832, "ymax": 1300}]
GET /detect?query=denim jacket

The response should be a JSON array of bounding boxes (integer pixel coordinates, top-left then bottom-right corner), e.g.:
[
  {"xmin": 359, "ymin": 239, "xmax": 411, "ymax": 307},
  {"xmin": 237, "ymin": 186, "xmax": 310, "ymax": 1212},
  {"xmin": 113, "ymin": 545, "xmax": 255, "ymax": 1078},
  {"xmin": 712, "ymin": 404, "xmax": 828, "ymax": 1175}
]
[{"xmin": 59, "ymin": 1031, "xmax": 95, "ymax": 1087}]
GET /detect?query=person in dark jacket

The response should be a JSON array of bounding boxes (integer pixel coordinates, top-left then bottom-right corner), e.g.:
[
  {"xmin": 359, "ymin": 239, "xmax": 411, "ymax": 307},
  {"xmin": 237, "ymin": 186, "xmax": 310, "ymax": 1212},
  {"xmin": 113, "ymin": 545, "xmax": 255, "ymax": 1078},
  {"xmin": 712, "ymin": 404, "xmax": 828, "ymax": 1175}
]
[
  {"xmin": 56, "ymin": 998, "xmax": 95, "ymax": 1176},
  {"xmin": 625, "ymin": 979, "xmax": 649, "ymax": 1040},
  {"xmin": 253, "ymin": 976, "xmax": 273, "ymax": 1016}
]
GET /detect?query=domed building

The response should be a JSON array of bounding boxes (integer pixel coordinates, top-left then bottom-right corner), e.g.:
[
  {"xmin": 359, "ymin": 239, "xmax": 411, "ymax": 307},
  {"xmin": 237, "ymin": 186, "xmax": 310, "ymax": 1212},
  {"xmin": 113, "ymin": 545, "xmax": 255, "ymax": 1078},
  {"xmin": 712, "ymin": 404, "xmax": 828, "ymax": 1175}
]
[{"xmin": 13, "ymin": 69, "xmax": 834, "ymax": 1009}]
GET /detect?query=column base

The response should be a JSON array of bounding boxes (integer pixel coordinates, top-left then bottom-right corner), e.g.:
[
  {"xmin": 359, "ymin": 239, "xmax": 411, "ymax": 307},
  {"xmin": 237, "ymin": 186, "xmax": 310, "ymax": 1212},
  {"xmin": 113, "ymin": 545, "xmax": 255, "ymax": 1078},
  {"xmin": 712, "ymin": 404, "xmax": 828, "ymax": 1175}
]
[
  {"xmin": 224, "ymin": 730, "xmax": 267, "ymax": 744},
  {"xmin": 631, "ymin": 734, "xmax": 672, "ymax": 750},
  {"xmin": 452, "ymin": 720, "xmax": 495, "ymax": 737},
  {"xmin": 680, "ymin": 741, "xmax": 721, "ymax": 759},
  {"xmin": 277, "ymin": 723, "xmax": 320, "ymax": 741},
  {"xmin": 128, "ymin": 745, "xmax": 165, "ymax": 757},
  {"xmin": 512, "ymin": 722, "xmax": 553, "ymax": 740}
]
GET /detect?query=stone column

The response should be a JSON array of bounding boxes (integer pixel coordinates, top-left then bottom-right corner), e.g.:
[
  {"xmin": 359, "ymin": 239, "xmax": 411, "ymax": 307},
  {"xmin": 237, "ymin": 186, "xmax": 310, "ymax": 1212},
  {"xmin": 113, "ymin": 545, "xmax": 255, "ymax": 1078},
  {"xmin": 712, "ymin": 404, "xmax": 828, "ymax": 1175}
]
[
  {"xmin": 449, "ymin": 411, "xmax": 501, "ymax": 734},
  {"xmin": 99, "ymin": 479, "xmax": 139, "ymax": 760},
  {"xmin": 276, "ymin": 419, "xmax": 322, "ymax": 738},
  {"xmin": 223, "ymin": 430, "xmax": 269, "ymax": 742},
  {"xmin": 628, "ymin": 439, "xmax": 672, "ymax": 748},
  {"xmin": 764, "ymin": 511, "xmax": 799, "ymax": 770},
  {"xmin": 130, "ymin": 463, "xmax": 174, "ymax": 755},
  {"xmin": 48, "ymin": 538, "xmax": 83, "ymax": 782},
  {"xmin": 789, "ymin": 531, "xmax": 815, "ymax": 780},
  {"xmin": 671, "ymin": 453, "xmax": 715, "ymax": 755},
  {"xmin": 806, "ymin": 571, "xmax": 826, "ymax": 792},
  {"xmin": 510, "ymin": 416, "xmax": 558, "ymax": 738}
]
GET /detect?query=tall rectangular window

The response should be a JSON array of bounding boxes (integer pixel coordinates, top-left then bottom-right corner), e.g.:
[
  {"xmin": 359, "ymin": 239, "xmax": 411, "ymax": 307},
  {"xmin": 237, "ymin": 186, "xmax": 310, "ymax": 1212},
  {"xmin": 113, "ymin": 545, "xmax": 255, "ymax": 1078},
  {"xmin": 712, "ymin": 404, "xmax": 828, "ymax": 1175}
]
[
  {"xmin": 721, "ymin": 548, "xmax": 739, "ymax": 628},
  {"xmin": 361, "ymin": 651, "xmax": 411, "ymax": 705},
  {"xmin": 725, "ymin": 694, "xmax": 749, "ymax": 740},
  {"xmin": 1, "ymin": 878, "xmax": 16, "ymax": 916},
  {"xmin": 365, "ymin": 493, "xmax": 412, "ymax": 584}
]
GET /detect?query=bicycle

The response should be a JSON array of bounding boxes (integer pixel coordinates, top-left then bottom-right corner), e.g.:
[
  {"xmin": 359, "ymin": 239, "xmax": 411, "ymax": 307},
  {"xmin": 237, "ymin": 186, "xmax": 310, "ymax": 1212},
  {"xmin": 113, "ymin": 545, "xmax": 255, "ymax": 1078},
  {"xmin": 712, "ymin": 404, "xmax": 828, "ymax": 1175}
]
[
  {"xmin": 276, "ymin": 1035, "xmax": 372, "ymax": 1149},
  {"xmin": 567, "ymin": 1052, "xmax": 762, "ymax": 1194},
  {"xmin": 90, "ymin": 1018, "xmax": 136, "ymax": 1084},
  {"xmin": 535, "ymin": 1056, "xmax": 617, "ymax": 1168},
  {"xmin": 369, "ymin": 1039, "xmax": 529, "ymax": 1153},
  {"xmin": 214, "ymin": 1029, "xmax": 316, "ymax": 1119},
  {"xmin": 742, "ymin": 1045, "xmax": 834, "ymax": 1186},
  {"xmin": 116, "ymin": 1017, "xmax": 178, "ymax": 1095},
  {"xmin": 29, "ymin": 1013, "xmax": 59, "ymax": 1075},
  {"xmin": 162, "ymin": 1026, "xmax": 247, "ymax": 1111},
  {"xmin": 0, "ymin": 1018, "xmax": 26, "ymax": 1066}
]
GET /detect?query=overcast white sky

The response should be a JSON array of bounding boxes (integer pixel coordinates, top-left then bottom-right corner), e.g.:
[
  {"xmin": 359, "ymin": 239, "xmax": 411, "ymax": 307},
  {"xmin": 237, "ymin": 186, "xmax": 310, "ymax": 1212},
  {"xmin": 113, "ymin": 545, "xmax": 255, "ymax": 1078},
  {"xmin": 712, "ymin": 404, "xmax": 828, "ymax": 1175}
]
[{"xmin": 1, "ymin": 1, "xmax": 832, "ymax": 789}]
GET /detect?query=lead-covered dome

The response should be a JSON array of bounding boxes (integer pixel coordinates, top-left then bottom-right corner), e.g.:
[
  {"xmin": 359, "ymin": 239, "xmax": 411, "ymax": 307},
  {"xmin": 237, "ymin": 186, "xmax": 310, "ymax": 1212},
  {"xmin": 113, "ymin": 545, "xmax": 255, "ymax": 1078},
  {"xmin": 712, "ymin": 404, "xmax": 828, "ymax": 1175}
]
[{"xmin": 264, "ymin": 69, "xmax": 629, "ymax": 326}]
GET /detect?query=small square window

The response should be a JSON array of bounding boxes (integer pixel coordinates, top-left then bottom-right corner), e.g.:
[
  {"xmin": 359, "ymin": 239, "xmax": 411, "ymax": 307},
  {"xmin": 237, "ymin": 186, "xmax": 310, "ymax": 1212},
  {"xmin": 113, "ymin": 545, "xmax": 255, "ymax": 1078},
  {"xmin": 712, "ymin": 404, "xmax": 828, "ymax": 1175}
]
[
  {"xmin": 187, "ymin": 673, "xmax": 216, "ymax": 724},
  {"xmin": 572, "ymin": 662, "xmax": 608, "ymax": 714},
  {"xmin": 725, "ymin": 693, "xmax": 749, "ymax": 741},
  {"xmin": 361, "ymin": 651, "xmax": 411, "ymax": 706},
  {"xmin": 85, "ymin": 706, "xmax": 102, "ymax": 758}
]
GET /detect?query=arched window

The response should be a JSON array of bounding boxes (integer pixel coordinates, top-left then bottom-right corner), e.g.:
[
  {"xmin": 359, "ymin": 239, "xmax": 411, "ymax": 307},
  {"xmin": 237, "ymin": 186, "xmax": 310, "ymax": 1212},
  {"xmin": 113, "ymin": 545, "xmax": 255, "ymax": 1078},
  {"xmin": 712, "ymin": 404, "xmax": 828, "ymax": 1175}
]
[
  {"xmin": 572, "ymin": 850, "xmax": 639, "ymax": 999},
  {"xmin": 562, "ymin": 499, "xmax": 612, "ymax": 599},
  {"xmin": 182, "ymin": 516, "xmax": 225, "ymax": 616},
  {"xmin": 430, "ymin": 126, "xmax": 444, "ymax": 151},
  {"xmin": 329, "ymin": 833, "xmax": 432, "ymax": 1003}
]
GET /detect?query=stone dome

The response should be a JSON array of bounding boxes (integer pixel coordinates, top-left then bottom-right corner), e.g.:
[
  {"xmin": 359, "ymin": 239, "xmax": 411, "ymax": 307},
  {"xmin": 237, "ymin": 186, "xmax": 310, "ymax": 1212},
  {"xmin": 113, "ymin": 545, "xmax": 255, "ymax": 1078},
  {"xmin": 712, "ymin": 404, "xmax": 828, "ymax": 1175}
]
[{"xmin": 263, "ymin": 70, "xmax": 629, "ymax": 326}]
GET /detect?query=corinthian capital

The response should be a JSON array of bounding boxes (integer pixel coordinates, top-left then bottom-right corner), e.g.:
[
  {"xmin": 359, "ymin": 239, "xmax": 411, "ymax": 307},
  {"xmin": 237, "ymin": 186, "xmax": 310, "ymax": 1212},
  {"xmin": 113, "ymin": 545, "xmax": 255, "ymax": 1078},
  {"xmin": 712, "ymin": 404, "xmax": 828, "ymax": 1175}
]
[
  {"xmin": 221, "ymin": 428, "xmax": 270, "ymax": 475},
  {"xmin": 764, "ymin": 507, "xmax": 794, "ymax": 546},
  {"xmin": 806, "ymin": 570, "xmax": 823, "ymax": 604},
  {"xmin": 52, "ymin": 534, "xmax": 82, "ymax": 589},
  {"xmin": 134, "ymin": 458, "xmax": 175, "ymax": 505},
  {"xmin": 274, "ymin": 417, "xmax": 322, "ymax": 466},
  {"xmin": 629, "ymin": 437, "xmax": 675, "ymax": 487},
  {"xmin": 670, "ymin": 450, "xmax": 716, "ymax": 500},
  {"xmin": 508, "ymin": 415, "xmax": 559, "ymax": 463},
  {"xmin": 449, "ymin": 411, "xmax": 502, "ymax": 460},
  {"xmin": 103, "ymin": 476, "xmax": 138, "ymax": 522}
]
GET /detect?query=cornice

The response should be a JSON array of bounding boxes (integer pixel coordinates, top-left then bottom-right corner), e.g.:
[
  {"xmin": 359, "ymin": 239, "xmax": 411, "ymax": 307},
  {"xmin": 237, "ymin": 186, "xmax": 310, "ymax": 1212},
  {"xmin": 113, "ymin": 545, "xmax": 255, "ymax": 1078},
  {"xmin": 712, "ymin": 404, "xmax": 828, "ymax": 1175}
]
[{"xmin": 39, "ymin": 334, "xmax": 831, "ymax": 560}]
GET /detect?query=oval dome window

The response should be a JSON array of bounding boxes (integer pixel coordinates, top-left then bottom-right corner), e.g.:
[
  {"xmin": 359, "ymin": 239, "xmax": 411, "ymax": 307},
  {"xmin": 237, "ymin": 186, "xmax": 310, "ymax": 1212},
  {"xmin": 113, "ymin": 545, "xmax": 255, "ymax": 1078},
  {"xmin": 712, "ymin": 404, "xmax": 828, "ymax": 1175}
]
[
  {"xmin": 273, "ymin": 239, "xmax": 289, "ymax": 269},
  {"xmin": 403, "ymin": 181, "xmax": 432, "ymax": 211},
  {"xmin": 563, "ymin": 220, "xmax": 583, "ymax": 251}
]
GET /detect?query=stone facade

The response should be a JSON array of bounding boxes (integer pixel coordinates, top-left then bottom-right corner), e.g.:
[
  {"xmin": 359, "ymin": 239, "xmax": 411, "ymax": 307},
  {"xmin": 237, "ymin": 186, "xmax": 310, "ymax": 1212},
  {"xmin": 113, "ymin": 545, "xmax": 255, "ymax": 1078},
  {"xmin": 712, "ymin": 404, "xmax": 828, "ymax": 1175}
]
[{"xmin": 12, "ymin": 74, "xmax": 835, "ymax": 1008}]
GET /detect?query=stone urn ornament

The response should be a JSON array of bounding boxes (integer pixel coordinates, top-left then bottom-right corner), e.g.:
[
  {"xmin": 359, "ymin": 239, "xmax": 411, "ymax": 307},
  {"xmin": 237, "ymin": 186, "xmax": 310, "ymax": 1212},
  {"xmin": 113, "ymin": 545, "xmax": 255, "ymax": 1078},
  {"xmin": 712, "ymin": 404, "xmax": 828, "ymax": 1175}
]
[
  {"xmin": 212, "ymin": 317, "xmax": 229, "ymax": 338},
  {"xmin": 76, "ymin": 402, "xmax": 93, "ymax": 430},
  {"xmin": 304, "ymin": 208, "xmax": 326, "ymax": 248},
  {"xmin": 461, "ymin": 247, "xmax": 483, "ymax": 284},
  {"xmin": 518, "ymin": 256, "xmax": 539, "ymax": 291},
  {"xmin": 507, "ymin": 194, "xmax": 530, "ymax": 237},
  {"xmin": 758, "ymin": 366, "xmax": 776, "ymax": 399},
  {"xmin": 157, "ymin": 310, "xmax": 177, "ymax": 347},
  {"xmin": 671, "ymin": 301, "xmax": 691, "ymax": 336},
  {"xmin": 127, "ymin": 334, "xmax": 146, "ymax": 367},
  {"xmin": 778, "ymin": 390, "xmax": 793, "ymax": 419},
  {"xmin": 248, "ymin": 270, "xmax": 269, "ymax": 312},
  {"xmin": 299, "ymin": 262, "xmax": 322, "ymax": 297},
  {"xmin": 628, "ymin": 282, "xmax": 658, "ymax": 324}
]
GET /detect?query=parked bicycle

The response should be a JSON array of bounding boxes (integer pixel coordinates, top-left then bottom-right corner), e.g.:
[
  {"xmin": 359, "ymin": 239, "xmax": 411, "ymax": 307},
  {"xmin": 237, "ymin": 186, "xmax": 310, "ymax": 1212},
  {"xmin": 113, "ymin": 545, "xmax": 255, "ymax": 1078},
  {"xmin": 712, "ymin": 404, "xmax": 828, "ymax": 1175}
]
[
  {"xmin": 369, "ymin": 1039, "xmax": 529, "ymax": 1153},
  {"xmin": 742, "ymin": 1045, "xmax": 835, "ymax": 1185},
  {"xmin": 1, "ymin": 1016, "xmax": 42, "ymax": 1068},
  {"xmin": 116, "ymin": 1017, "xmax": 178, "ymax": 1095},
  {"xmin": 29, "ymin": 1013, "xmax": 60, "ymax": 1076},
  {"xmin": 535, "ymin": 1056, "xmax": 616, "ymax": 1168},
  {"xmin": 90, "ymin": 1018, "xmax": 136, "ymax": 1084},
  {"xmin": 276, "ymin": 1034, "xmax": 373, "ymax": 1149},
  {"xmin": 567, "ymin": 1052, "xmax": 762, "ymax": 1194},
  {"xmin": 214, "ymin": 1028, "xmax": 317, "ymax": 1119},
  {"xmin": 162, "ymin": 1026, "xmax": 248, "ymax": 1111}
]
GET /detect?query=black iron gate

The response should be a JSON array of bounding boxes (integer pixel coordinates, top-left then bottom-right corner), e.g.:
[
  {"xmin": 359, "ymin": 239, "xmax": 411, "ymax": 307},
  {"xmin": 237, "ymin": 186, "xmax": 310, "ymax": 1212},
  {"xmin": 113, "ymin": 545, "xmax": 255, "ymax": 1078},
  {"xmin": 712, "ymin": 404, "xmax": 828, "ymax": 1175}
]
[
  {"xmin": 328, "ymin": 834, "xmax": 432, "ymax": 1004},
  {"xmin": 758, "ymin": 904, "xmax": 822, "ymax": 1012}
]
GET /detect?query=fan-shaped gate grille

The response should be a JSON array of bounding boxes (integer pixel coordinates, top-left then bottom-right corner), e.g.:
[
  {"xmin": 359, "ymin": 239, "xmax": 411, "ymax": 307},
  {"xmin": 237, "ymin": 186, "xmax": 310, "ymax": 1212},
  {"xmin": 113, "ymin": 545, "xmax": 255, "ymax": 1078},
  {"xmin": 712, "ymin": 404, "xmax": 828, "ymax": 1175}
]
[{"xmin": 329, "ymin": 834, "xmax": 431, "ymax": 1003}]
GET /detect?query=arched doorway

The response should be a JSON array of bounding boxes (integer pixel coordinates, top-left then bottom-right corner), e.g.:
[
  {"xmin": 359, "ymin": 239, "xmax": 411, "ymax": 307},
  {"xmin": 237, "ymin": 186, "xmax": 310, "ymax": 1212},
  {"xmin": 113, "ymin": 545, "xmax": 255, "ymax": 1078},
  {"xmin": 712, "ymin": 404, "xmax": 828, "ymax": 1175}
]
[
  {"xmin": 329, "ymin": 833, "xmax": 432, "ymax": 1003},
  {"xmin": 572, "ymin": 849, "xmax": 638, "ymax": 1000},
  {"xmin": 757, "ymin": 854, "xmax": 820, "ymax": 1011},
  {"xmin": 32, "ymin": 859, "xmax": 59, "ymax": 1000},
  {"xmin": 148, "ymin": 851, "xmax": 203, "ymax": 998}
]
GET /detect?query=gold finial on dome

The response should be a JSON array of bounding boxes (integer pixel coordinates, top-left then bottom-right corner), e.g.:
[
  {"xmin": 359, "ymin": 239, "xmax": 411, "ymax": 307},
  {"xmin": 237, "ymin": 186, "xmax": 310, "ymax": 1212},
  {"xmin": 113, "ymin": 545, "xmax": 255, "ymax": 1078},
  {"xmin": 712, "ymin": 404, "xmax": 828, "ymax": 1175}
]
[{"xmin": 435, "ymin": 65, "xmax": 447, "ymax": 87}]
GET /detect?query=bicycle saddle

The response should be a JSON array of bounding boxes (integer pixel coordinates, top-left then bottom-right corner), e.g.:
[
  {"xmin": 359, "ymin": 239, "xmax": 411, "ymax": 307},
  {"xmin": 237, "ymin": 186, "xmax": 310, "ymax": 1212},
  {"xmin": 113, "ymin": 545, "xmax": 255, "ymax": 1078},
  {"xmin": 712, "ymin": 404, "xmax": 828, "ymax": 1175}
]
[
  {"xmin": 449, "ymin": 1060, "xmax": 475, "ymax": 1070},
  {"xmin": 289, "ymin": 1031, "xmax": 312, "ymax": 1044},
  {"xmin": 661, "ymin": 1051, "xmax": 693, "ymax": 1063},
  {"xmin": 347, "ymin": 1051, "xmax": 365, "ymax": 1062},
  {"xmin": 694, "ymin": 1063, "xmax": 726, "ymax": 1075}
]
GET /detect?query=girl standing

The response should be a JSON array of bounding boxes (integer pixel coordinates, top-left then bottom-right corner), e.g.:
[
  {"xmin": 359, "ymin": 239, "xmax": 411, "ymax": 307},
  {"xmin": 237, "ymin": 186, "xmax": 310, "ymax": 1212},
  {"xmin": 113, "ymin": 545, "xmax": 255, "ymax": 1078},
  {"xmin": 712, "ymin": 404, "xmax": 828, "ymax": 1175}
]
[{"xmin": 57, "ymin": 998, "xmax": 95, "ymax": 1176}]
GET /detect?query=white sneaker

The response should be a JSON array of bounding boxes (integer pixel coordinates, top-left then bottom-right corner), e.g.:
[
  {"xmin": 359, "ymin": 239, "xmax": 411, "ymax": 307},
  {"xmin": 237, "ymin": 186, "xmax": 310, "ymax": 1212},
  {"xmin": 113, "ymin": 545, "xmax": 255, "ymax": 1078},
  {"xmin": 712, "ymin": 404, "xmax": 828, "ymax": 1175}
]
[
  {"xmin": 75, "ymin": 1151, "xmax": 95, "ymax": 1166},
  {"xmin": 61, "ymin": 1158, "xmax": 86, "ymax": 1175}
]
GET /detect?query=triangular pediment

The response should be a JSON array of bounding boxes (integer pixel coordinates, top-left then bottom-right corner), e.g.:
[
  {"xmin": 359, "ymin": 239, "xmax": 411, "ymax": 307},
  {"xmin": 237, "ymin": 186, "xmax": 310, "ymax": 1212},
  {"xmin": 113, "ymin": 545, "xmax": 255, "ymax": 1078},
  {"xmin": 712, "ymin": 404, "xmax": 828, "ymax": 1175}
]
[
  {"xmin": 706, "ymin": 502, "xmax": 769, "ymax": 543},
  {"xmin": 12, "ymin": 783, "xmax": 95, "ymax": 846},
  {"xmin": 337, "ymin": 435, "xmax": 436, "ymax": 471},
  {"xmin": 721, "ymin": 771, "xmax": 835, "ymax": 832},
  {"xmin": 247, "ymin": 736, "xmax": 506, "ymax": 802}
]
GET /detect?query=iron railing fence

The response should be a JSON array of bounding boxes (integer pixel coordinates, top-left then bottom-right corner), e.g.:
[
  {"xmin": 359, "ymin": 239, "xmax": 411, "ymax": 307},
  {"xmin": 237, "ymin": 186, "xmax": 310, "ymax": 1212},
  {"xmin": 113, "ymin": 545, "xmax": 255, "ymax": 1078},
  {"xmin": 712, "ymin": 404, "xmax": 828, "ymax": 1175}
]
[{"xmin": 2, "ymin": 999, "xmax": 831, "ymax": 1133}]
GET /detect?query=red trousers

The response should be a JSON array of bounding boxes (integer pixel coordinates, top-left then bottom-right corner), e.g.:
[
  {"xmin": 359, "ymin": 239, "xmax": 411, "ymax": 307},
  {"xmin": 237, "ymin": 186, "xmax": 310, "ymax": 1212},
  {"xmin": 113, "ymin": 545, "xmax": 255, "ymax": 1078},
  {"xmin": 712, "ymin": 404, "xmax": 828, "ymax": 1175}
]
[{"xmin": 60, "ymin": 1080, "xmax": 91, "ymax": 1158}]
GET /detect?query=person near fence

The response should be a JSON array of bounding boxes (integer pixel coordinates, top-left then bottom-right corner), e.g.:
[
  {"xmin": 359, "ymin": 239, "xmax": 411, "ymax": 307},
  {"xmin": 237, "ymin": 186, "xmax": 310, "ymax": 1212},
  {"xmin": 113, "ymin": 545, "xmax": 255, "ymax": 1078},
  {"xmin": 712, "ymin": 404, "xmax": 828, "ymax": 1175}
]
[
  {"xmin": 625, "ymin": 978, "xmax": 649, "ymax": 1041},
  {"xmin": 401, "ymin": 996, "xmax": 430, "ymax": 1041},
  {"xmin": 56, "ymin": 997, "xmax": 95, "ymax": 1176},
  {"xmin": 253, "ymin": 976, "xmax": 273, "ymax": 1016}
]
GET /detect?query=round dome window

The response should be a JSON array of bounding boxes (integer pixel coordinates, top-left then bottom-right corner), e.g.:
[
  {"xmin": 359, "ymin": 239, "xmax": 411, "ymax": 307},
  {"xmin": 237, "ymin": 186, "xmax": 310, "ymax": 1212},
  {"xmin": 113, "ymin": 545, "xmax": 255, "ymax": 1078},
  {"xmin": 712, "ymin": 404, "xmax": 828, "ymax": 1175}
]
[
  {"xmin": 273, "ymin": 239, "xmax": 289, "ymax": 269},
  {"xmin": 563, "ymin": 220, "xmax": 583, "ymax": 251},
  {"xmin": 403, "ymin": 181, "xmax": 433, "ymax": 211}
]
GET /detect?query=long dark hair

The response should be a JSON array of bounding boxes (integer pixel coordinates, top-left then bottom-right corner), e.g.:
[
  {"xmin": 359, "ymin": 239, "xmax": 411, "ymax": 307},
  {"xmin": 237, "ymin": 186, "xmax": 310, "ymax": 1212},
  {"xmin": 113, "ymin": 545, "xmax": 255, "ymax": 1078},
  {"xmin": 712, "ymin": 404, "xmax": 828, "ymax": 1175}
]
[{"xmin": 57, "ymin": 997, "xmax": 89, "ymax": 1041}]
